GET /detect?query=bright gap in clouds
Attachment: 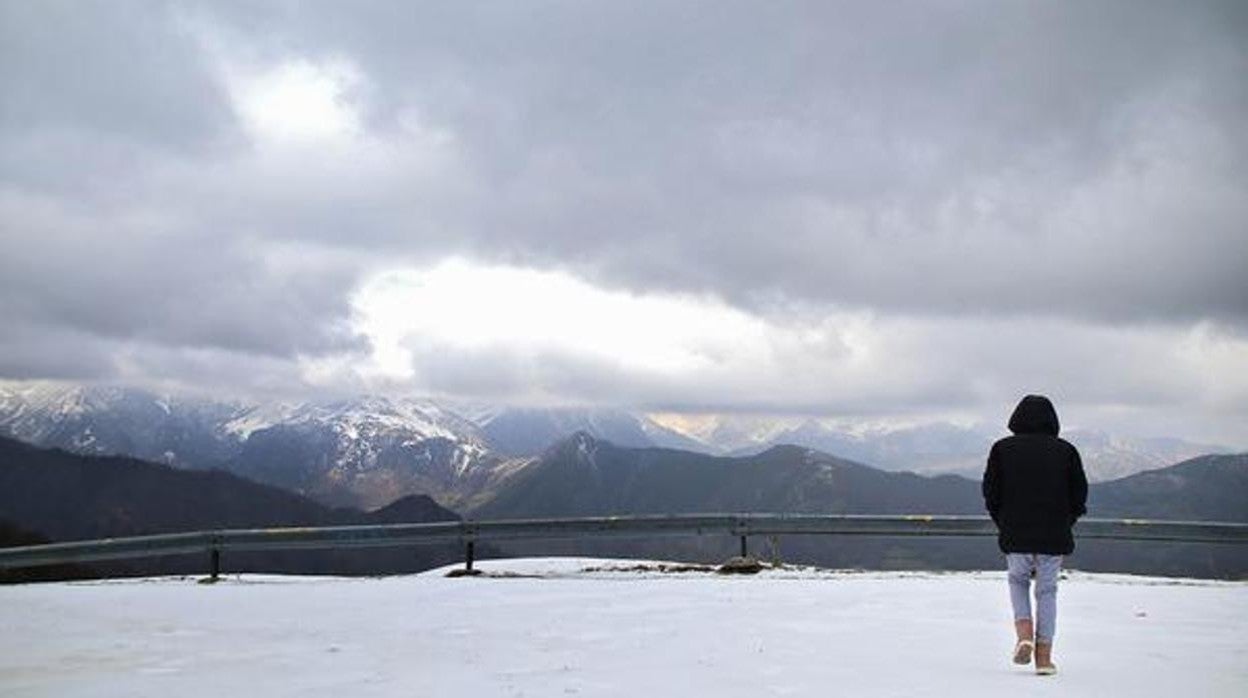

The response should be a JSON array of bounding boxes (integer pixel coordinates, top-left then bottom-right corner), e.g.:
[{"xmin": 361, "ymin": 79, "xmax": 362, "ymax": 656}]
[
  {"xmin": 351, "ymin": 259, "xmax": 773, "ymax": 380},
  {"xmin": 339, "ymin": 260, "xmax": 1248, "ymax": 446},
  {"xmin": 226, "ymin": 57, "xmax": 362, "ymax": 145}
]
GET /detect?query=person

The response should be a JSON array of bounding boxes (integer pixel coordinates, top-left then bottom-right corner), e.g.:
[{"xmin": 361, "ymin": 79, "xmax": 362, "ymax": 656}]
[{"xmin": 982, "ymin": 394, "xmax": 1088, "ymax": 676}]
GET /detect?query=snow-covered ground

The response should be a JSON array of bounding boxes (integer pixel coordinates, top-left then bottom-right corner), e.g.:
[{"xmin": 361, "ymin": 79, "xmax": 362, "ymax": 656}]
[{"xmin": 2, "ymin": 559, "xmax": 1244, "ymax": 697}]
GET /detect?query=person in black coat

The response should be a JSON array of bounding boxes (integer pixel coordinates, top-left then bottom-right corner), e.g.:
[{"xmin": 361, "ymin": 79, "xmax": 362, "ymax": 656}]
[{"xmin": 982, "ymin": 394, "xmax": 1088, "ymax": 675}]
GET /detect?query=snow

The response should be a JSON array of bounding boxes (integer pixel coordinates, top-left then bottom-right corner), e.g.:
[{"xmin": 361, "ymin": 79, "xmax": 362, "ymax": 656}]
[
  {"xmin": 220, "ymin": 404, "xmax": 284, "ymax": 439},
  {"xmin": 647, "ymin": 413, "xmax": 801, "ymax": 452},
  {"xmin": 1, "ymin": 559, "xmax": 1244, "ymax": 697}
]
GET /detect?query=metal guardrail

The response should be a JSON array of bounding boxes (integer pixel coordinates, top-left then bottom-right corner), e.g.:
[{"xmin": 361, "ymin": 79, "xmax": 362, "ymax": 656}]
[{"xmin": 1, "ymin": 515, "xmax": 1245, "ymax": 581}]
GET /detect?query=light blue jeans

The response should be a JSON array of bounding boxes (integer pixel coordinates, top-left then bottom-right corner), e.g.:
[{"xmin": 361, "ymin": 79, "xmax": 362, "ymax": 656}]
[{"xmin": 1006, "ymin": 553, "xmax": 1062, "ymax": 644}]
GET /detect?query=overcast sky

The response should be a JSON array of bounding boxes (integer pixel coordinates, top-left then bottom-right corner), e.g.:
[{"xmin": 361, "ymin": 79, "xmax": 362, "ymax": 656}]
[{"xmin": 1, "ymin": 1, "xmax": 1245, "ymax": 445}]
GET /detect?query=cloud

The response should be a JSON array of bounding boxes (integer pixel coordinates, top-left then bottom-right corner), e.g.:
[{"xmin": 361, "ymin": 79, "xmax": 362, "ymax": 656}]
[
  {"xmin": 0, "ymin": 187, "xmax": 366, "ymax": 358},
  {"xmin": 0, "ymin": 1, "xmax": 1245, "ymax": 444},
  {"xmin": 226, "ymin": 58, "xmax": 364, "ymax": 146},
  {"xmin": 0, "ymin": 1, "xmax": 234, "ymax": 149},
  {"xmin": 337, "ymin": 260, "xmax": 1248, "ymax": 445},
  {"xmin": 206, "ymin": 1, "xmax": 1246, "ymax": 322}
]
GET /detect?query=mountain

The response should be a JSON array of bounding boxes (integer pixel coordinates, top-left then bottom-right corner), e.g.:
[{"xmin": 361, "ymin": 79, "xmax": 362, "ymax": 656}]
[
  {"xmin": 225, "ymin": 396, "xmax": 502, "ymax": 509},
  {"xmin": 1077, "ymin": 452, "xmax": 1248, "ymax": 578},
  {"xmin": 468, "ymin": 433, "xmax": 1001, "ymax": 572},
  {"xmin": 0, "ymin": 436, "xmax": 466, "ymax": 579},
  {"xmin": 0, "ymin": 381, "xmax": 246, "ymax": 468},
  {"xmin": 475, "ymin": 433, "xmax": 1248, "ymax": 523},
  {"xmin": 721, "ymin": 417, "xmax": 1225, "ymax": 482},
  {"xmin": 476, "ymin": 406, "xmax": 710, "ymax": 456},
  {"xmin": 1089, "ymin": 453, "xmax": 1248, "ymax": 522},
  {"xmin": 3, "ymin": 427, "xmax": 1243, "ymax": 578},
  {"xmin": 473, "ymin": 432, "xmax": 981, "ymax": 519},
  {"xmin": 469, "ymin": 434, "xmax": 1247, "ymax": 577},
  {"xmin": 0, "ymin": 383, "xmax": 505, "ymax": 511},
  {"xmin": 0, "ymin": 385, "xmax": 734, "ymax": 509},
  {"xmin": 644, "ymin": 413, "xmax": 798, "ymax": 454},
  {"xmin": 0, "ymin": 381, "xmax": 1231, "ymax": 511},
  {"xmin": 742, "ymin": 420, "xmax": 995, "ymax": 476},
  {"xmin": 1067, "ymin": 430, "xmax": 1227, "ymax": 483}
]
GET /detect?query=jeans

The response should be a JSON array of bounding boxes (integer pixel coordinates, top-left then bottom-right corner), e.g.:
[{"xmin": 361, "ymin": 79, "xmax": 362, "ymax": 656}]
[{"xmin": 1006, "ymin": 553, "xmax": 1062, "ymax": 644}]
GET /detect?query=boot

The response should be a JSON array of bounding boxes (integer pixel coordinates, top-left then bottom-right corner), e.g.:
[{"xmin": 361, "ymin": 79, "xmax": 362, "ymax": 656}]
[
  {"xmin": 1012, "ymin": 619, "xmax": 1034, "ymax": 665},
  {"xmin": 1035, "ymin": 642, "xmax": 1057, "ymax": 675}
]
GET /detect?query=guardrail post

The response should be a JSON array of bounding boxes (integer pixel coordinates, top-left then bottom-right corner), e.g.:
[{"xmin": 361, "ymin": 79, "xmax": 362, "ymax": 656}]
[
  {"xmin": 735, "ymin": 515, "xmax": 749, "ymax": 558},
  {"xmin": 446, "ymin": 522, "xmax": 482, "ymax": 577},
  {"xmin": 203, "ymin": 532, "xmax": 222, "ymax": 584}
]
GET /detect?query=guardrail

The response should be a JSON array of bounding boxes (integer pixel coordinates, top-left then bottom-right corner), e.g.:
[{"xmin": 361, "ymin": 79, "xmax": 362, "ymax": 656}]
[{"xmin": 2, "ymin": 515, "xmax": 1245, "ymax": 581}]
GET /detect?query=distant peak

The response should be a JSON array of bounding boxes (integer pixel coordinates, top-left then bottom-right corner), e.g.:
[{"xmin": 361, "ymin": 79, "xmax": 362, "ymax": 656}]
[
  {"xmin": 564, "ymin": 430, "xmax": 600, "ymax": 454},
  {"xmin": 759, "ymin": 443, "xmax": 810, "ymax": 457},
  {"xmin": 542, "ymin": 430, "xmax": 605, "ymax": 462},
  {"xmin": 369, "ymin": 493, "xmax": 460, "ymax": 523}
]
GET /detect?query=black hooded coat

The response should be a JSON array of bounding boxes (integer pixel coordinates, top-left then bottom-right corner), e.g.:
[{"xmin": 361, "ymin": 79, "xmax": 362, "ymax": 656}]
[{"xmin": 982, "ymin": 395, "xmax": 1089, "ymax": 555}]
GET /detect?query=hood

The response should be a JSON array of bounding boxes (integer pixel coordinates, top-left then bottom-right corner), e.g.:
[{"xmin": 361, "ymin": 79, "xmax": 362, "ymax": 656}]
[{"xmin": 1007, "ymin": 395, "xmax": 1060, "ymax": 436}]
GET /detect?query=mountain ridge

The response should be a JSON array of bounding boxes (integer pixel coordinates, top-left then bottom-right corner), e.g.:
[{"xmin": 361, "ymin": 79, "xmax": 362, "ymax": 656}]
[
  {"xmin": 0, "ymin": 435, "xmax": 467, "ymax": 579},
  {"xmin": 0, "ymin": 380, "xmax": 1236, "ymax": 514},
  {"xmin": 467, "ymin": 434, "xmax": 1247, "ymax": 577}
]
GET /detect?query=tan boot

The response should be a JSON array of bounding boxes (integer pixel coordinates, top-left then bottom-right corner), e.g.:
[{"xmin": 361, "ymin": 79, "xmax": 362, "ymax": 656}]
[
  {"xmin": 1012, "ymin": 619, "xmax": 1034, "ymax": 665},
  {"xmin": 1035, "ymin": 642, "xmax": 1057, "ymax": 675}
]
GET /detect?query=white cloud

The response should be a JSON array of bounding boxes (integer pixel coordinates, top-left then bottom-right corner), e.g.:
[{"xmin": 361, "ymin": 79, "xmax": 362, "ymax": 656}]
[
  {"xmin": 185, "ymin": 12, "xmax": 366, "ymax": 148},
  {"xmin": 350, "ymin": 259, "xmax": 779, "ymax": 379},
  {"xmin": 230, "ymin": 58, "xmax": 363, "ymax": 145}
]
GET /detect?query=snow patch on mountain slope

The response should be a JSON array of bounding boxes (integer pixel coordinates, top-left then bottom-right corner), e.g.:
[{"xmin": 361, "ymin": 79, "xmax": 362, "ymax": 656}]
[{"xmin": 220, "ymin": 401, "xmax": 299, "ymax": 439}]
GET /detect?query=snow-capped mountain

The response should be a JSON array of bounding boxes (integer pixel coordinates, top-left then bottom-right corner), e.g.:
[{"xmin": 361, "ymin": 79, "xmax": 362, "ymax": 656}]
[
  {"xmin": 731, "ymin": 419, "xmax": 999, "ymax": 476},
  {"xmin": 227, "ymin": 396, "xmax": 500, "ymax": 509},
  {"xmin": 643, "ymin": 413, "xmax": 799, "ymax": 454},
  {"xmin": 475, "ymin": 406, "xmax": 710, "ymax": 456},
  {"xmin": 0, "ymin": 382, "xmax": 506, "ymax": 510},
  {"xmin": 0, "ymin": 381, "xmax": 1230, "ymax": 512},
  {"xmin": 698, "ymin": 417, "xmax": 1226, "ymax": 482},
  {"xmin": 0, "ymin": 381, "xmax": 246, "ymax": 467},
  {"xmin": 1063, "ymin": 430, "xmax": 1224, "ymax": 483}
]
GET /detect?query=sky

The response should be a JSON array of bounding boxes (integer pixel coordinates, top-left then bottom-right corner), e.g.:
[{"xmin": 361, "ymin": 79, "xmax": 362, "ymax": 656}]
[{"xmin": 1, "ymin": 1, "xmax": 1246, "ymax": 446}]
